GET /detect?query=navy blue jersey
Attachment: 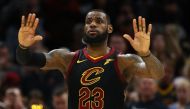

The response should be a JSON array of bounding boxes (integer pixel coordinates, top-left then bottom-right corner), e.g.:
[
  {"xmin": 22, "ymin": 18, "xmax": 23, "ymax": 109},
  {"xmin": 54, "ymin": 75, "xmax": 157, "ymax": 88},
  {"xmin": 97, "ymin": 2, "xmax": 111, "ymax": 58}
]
[{"xmin": 67, "ymin": 48, "xmax": 126, "ymax": 109}]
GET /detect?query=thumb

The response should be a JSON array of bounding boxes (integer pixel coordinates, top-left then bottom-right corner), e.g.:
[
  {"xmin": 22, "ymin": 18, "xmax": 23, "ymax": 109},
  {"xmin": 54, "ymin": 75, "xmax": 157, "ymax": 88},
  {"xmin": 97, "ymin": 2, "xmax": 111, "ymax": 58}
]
[
  {"xmin": 33, "ymin": 35, "xmax": 43, "ymax": 42},
  {"xmin": 123, "ymin": 34, "xmax": 134, "ymax": 45}
]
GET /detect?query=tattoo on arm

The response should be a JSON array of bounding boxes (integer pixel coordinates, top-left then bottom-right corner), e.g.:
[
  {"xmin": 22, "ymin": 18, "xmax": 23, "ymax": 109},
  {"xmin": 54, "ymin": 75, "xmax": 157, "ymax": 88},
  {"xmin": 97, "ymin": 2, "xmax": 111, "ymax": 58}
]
[
  {"xmin": 123, "ymin": 53, "xmax": 164, "ymax": 80},
  {"xmin": 140, "ymin": 53, "xmax": 164, "ymax": 79},
  {"xmin": 41, "ymin": 49, "xmax": 70, "ymax": 73}
]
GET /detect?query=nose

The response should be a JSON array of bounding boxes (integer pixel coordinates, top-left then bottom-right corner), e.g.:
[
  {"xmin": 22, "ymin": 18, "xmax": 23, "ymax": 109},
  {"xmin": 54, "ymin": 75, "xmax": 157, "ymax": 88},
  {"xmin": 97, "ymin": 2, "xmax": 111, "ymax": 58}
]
[{"xmin": 90, "ymin": 21, "xmax": 96, "ymax": 28}]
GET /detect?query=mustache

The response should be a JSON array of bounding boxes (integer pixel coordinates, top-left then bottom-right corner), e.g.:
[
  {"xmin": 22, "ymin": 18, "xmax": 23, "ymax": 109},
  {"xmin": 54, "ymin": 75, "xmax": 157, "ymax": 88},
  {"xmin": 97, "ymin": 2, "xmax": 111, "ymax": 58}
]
[
  {"xmin": 87, "ymin": 29, "xmax": 99, "ymax": 33},
  {"xmin": 82, "ymin": 30, "xmax": 108, "ymax": 44}
]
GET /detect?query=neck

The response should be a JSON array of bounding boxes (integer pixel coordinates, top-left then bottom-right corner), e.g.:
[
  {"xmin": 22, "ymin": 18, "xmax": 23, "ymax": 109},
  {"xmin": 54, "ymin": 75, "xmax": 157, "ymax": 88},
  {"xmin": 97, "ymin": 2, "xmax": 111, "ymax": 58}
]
[{"xmin": 86, "ymin": 41, "xmax": 110, "ymax": 57}]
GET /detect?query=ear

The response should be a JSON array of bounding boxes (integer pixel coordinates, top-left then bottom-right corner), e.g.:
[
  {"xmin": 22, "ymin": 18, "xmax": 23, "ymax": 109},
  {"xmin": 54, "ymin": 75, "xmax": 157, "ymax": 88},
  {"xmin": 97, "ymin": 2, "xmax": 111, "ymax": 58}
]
[{"xmin": 107, "ymin": 25, "xmax": 113, "ymax": 34}]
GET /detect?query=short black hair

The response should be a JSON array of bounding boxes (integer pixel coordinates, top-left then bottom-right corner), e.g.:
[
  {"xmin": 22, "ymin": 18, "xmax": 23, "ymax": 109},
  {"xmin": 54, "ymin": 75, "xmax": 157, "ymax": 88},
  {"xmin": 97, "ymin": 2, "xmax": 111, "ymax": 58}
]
[{"xmin": 87, "ymin": 9, "xmax": 111, "ymax": 24}]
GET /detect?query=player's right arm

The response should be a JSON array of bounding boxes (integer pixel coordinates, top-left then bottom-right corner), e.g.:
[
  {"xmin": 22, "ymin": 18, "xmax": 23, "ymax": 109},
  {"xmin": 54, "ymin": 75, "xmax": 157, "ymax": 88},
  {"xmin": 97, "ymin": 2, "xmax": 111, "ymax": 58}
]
[{"xmin": 16, "ymin": 13, "xmax": 74, "ymax": 74}]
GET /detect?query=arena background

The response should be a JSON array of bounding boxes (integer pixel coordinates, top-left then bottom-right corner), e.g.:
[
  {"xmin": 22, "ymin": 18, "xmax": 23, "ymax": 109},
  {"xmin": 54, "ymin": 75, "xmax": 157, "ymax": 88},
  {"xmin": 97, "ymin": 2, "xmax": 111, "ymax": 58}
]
[{"xmin": 0, "ymin": 0, "xmax": 190, "ymax": 109}]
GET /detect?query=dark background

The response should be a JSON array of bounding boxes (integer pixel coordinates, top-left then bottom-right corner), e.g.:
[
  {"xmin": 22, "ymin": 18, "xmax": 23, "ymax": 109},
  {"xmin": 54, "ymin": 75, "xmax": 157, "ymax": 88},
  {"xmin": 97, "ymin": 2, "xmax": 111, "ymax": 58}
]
[{"xmin": 0, "ymin": 0, "xmax": 190, "ymax": 109}]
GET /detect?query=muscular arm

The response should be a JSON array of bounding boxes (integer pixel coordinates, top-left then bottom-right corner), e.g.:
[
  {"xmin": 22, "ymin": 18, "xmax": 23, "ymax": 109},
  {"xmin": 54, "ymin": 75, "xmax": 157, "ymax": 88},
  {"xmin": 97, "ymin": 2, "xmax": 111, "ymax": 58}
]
[
  {"xmin": 118, "ymin": 52, "xmax": 164, "ymax": 80},
  {"xmin": 16, "ymin": 46, "xmax": 46, "ymax": 67},
  {"xmin": 16, "ymin": 46, "xmax": 74, "ymax": 74},
  {"xmin": 41, "ymin": 48, "xmax": 74, "ymax": 73}
]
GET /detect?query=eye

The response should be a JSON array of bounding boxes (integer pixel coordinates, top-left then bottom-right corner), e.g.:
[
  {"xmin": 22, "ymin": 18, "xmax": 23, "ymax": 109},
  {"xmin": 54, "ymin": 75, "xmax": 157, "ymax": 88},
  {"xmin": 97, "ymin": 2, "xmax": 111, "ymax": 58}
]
[
  {"xmin": 96, "ymin": 18, "xmax": 103, "ymax": 24},
  {"xmin": 86, "ymin": 18, "xmax": 92, "ymax": 24}
]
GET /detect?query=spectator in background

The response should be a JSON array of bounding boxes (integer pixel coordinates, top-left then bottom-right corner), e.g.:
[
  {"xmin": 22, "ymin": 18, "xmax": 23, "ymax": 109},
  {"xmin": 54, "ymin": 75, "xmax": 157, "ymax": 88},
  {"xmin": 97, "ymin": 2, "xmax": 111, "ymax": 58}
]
[
  {"xmin": 169, "ymin": 77, "xmax": 190, "ymax": 109},
  {"xmin": 0, "ymin": 42, "xmax": 19, "ymax": 73},
  {"xmin": 126, "ymin": 78, "xmax": 168, "ymax": 109},
  {"xmin": 52, "ymin": 87, "xmax": 68, "ymax": 109},
  {"xmin": 162, "ymin": 0, "xmax": 183, "ymax": 23},
  {"xmin": 28, "ymin": 89, "xmax": 46, "ymax": 109},
  {"xmin": 151, "ymin": 33, "xmax": 169, "ymax": 62},
  {"xmin": 109, "ymin": 33, "xmax": 128, "ymax": 53},
  {"xmin": 0, "ymin": 43, "xmax": 21, "ymax": 98},
  {"xmin": 114, "ymin": 3, "xmax": 134, "ymax": 35},
  {"xmin": 158, "ymin": 60, "xmax": 176, "ymax": 106},
  {"xmin": 3, "ymin": 87, "xmax": 26, "ymax": 109},
  {"xmin": 72, "ymin": 23, "xmax": 84, "ymax": 50},
  {"xmin": 164, "ymin": 24, "xmax": 185, "ymax": 76},
  {"xmin": 182, "ymin": 58, "xmax": 190, "ymax": 80},
  {"xmin": 20, "ymin": 42, "xmax": 47, "ymax": 98},
  {"xmin": 152, "ymin": 24, "xmax": 185, "ymax": 76},
  {"xmin": 43, "ymin": 70, "xmax": 65, "ymax": 107},
  {"xmin": 41, "ymin": 0, "xmax": 80, "ymax": 49},
  {"xmin": 0, "ymin": 102, "xmax": 5, "ymax": 109},
  {"xmin": 21, "ymin": 66, "xmax": 45, "ymax": 100}
]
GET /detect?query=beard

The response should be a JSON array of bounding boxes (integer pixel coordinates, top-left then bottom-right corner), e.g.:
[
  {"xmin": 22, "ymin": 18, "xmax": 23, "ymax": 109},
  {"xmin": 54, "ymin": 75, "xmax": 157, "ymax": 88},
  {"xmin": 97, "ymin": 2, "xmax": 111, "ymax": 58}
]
[{"xmin": 82, "ymin": 30, "xmax": 108, "ymax": 45}]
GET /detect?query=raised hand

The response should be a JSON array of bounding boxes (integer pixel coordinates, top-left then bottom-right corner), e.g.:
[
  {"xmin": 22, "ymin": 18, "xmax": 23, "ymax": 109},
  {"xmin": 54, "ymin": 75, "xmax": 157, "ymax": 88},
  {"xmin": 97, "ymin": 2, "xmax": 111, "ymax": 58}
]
[
  {"xmin": 123, "ymin": 16, "xmax": 152, "ymax": 56},
  {"xmin": 18, "ymin": 13, "xmax": 43, "ymax": 48}
]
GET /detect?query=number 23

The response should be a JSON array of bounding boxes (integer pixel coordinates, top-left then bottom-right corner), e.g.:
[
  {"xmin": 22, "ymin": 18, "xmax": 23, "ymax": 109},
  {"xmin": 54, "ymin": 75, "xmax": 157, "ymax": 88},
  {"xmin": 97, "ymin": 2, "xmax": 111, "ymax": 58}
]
[{"xmin": 79, "ymin": 87, "xmax": 104, "ymax": 109}]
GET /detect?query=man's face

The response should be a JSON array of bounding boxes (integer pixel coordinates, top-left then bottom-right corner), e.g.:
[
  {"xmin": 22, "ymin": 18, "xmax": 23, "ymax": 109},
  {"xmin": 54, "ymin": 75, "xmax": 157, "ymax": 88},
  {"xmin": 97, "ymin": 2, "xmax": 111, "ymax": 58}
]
[
  {"xmin": 0, "ymin": 47, "xmax": 9, "ymax": 65},
  {"xmin": 138, "ymin": 78, "xmax": 157, "ymax": 98},
  {"xmin": 176, "ymin": 86, "xmax": 190, "ymax": 102},
  {"xmin": 83, "ymin": 11, "xmax": 111, "ymax": 44},
  {"xmin": 4, "ymin": 88, "xmax": 23, "ymax": 108},
  {"xmin": 53, "ymin": 93, "xmax": 68, "ymax": 109}
]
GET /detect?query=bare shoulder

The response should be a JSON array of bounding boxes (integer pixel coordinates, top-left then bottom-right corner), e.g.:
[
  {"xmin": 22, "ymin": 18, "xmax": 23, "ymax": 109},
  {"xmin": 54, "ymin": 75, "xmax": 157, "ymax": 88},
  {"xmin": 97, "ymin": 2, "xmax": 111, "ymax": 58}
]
[
  {"xmin": 44, "ymin": 48, "xmax": 75, "ymax": 62},
  {"xmin": 42, "ymin": 48, "xmax": 77, "ymax": 72},
  {"xmin": 117, "ymin": 53, "xmax": 143, "ymax": 65},
  {"xmin": 116, "ymin": 54, "xmax": 144, "ymax": 81}
]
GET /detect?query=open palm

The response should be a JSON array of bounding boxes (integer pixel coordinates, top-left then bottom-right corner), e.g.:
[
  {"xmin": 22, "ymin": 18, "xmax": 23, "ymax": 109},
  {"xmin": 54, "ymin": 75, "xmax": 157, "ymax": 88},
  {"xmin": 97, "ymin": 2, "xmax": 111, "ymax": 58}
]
[
  {"xmin": 123, "ymin": 16, "xmax": 152, "ymax": 56},
  {"xmin": 18, "ymin": 13, "xmax": 43, "ymax": 48}
]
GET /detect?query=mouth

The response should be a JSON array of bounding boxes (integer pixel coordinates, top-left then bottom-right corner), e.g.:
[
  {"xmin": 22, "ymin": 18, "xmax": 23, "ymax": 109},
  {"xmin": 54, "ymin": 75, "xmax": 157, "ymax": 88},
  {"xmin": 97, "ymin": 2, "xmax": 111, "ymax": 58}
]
[{"xmin": 88, "ymin": 30, "xmax": 98, "ymax": 36}]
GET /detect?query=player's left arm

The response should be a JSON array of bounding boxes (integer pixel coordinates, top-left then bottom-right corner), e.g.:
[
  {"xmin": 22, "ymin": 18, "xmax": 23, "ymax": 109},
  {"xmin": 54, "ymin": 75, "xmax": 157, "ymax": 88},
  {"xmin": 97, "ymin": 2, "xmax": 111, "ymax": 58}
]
[
  {"xmin": 118, "ymin": 52, "xmax": 164, "ymax": 80},
  {"xmin": 118, "ymin": 16, "xmax": 164, "ymax": 80}
]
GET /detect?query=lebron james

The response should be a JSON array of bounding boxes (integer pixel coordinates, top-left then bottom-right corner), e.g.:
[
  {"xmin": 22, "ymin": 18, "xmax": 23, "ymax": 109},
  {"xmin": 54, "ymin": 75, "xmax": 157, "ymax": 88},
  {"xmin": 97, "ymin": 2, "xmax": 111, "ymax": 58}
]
[{"xmin": 16, "ymin": 10, "xmax": 164, "ymax": 109}]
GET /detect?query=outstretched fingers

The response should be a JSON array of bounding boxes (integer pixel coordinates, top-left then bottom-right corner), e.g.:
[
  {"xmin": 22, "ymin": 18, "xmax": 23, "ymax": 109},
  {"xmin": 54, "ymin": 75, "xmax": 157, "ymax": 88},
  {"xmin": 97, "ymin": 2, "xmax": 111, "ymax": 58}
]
[
  {"xmin": 138, "ymin": 16, "xmax": 142, "ymax": 32},
  {"xmin": 142, "ymin": 18, "xmax": 146, "ymax": 33},
  {"xmin": 32, "ymin": 18, "xmax": 39, "ymax": 31},
  {"xmin": 26, "ymin": 13, "xmax": 32, "ymax": 26},
  {"xmin": 21, "ymin": 16, "xmax": 25, "ymax": 27},
  {"xmin": 33, "ymin": 35, "xmax": 43, "ymax": 41},
  {"xmin": 133, "ymin": 19, "xmax": 138, "ymax": 33},
  {"xmin": 20, "ymin": 13, "xmax": 39, "ymax": 30},
  {"xmin": 123, "ymin": 34, "xmax": 134, "ymax": 46},
  {"xmin": 29, "ymin": 13, "xmax": 36, "ymax": 27},
  {"xmin": 134, "ymin": 16, "xmax": 152, "ymax": 35},
  {"xmin": 147, "ymin": 24, "xmax": 152, "ymax": 36}
]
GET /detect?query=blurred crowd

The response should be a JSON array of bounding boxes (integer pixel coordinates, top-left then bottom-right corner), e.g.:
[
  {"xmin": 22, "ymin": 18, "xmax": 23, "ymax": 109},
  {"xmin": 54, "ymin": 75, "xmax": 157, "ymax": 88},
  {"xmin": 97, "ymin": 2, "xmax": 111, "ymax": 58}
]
[{"xmin": 0, "ymin": 0, "xmax": 190, "ymax": 109}]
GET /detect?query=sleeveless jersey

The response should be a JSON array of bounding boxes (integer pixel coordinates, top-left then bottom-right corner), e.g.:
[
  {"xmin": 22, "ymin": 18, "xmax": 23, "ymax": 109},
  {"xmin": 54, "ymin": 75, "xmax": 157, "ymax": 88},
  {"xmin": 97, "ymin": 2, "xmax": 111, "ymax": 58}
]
[{"xmin": 67, "ymin": 48, "xmax": 126, "ymax": 109}]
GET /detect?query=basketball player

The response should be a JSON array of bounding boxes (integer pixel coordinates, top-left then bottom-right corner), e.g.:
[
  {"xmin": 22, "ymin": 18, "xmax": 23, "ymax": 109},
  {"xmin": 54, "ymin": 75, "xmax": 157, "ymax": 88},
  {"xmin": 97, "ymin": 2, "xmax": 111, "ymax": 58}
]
[{"xmin": 16, "ymin": 10, "xmax": 164, "ymax": 109}]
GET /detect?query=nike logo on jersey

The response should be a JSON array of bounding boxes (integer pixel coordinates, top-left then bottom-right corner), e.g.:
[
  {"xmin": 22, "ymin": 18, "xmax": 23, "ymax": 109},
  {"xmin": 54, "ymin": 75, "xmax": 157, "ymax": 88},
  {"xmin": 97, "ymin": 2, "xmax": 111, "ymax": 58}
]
[
  {"xmin": 77, "ymin": 59, "xmax": 87, "ymax": 63},
  {"xmin": 104, "ymin": 59, "xmax": 114, "ymax": 65}
]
